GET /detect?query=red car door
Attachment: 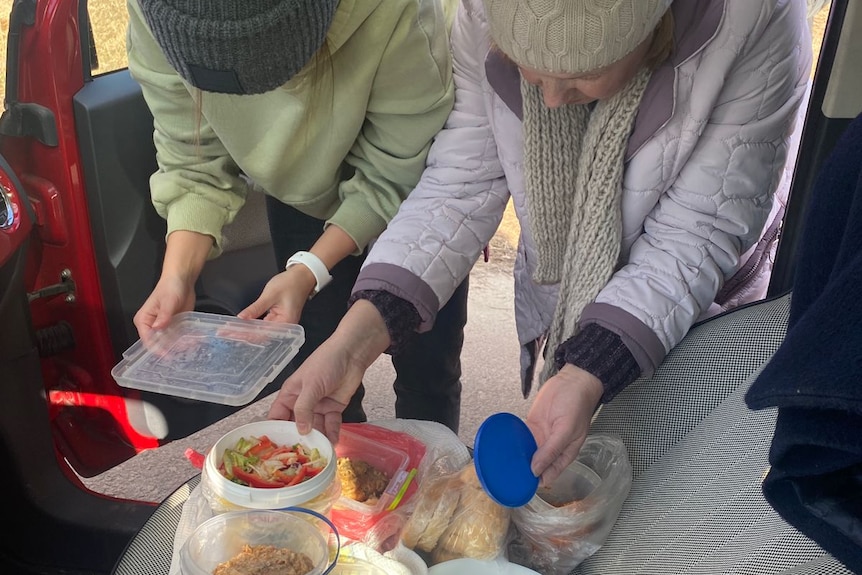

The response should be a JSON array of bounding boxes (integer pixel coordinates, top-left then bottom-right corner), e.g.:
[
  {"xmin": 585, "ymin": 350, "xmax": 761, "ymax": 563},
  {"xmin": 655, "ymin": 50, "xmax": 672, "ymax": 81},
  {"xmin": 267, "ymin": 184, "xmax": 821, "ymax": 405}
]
[{"xmin": 2, "ymin": 0, "xmax": 162, "ymax": 480}]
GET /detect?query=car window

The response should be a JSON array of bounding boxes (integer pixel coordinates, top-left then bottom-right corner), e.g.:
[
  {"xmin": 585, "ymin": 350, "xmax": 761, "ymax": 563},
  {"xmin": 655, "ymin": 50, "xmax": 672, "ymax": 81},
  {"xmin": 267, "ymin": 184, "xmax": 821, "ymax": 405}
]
[
  {"xmin": 810, "ymin": 1, "xmax": 831, "ymax": 76},
  {"xmin": 0, "ymin": 0, "xmax": 130, "ymax": 104},
  {"xmin": 88, "ymin": 0, "xmax": 129, "ymax": 76}
]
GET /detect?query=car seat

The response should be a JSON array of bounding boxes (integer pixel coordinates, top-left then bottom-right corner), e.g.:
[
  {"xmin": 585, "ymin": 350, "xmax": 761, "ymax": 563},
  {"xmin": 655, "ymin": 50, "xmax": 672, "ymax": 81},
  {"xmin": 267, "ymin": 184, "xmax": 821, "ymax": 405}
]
[{"xmin": 573, "ymin": 295, "xmax": 853, "ymax": 574}]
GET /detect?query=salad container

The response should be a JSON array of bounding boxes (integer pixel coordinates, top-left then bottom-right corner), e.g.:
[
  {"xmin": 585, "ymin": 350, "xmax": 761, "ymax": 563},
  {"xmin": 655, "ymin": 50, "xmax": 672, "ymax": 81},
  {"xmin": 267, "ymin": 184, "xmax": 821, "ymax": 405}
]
[{"xmin": 203, "ymin": 420, "xmax": 339, "ymax": 514}]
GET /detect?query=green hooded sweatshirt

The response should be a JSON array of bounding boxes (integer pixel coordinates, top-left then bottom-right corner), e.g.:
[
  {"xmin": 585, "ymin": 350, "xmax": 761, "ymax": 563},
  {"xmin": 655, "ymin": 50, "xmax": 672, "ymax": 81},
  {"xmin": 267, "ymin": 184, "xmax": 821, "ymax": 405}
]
[{"xmin": 127, "ymin": 0, "xmax": 455, "ymax": 257}]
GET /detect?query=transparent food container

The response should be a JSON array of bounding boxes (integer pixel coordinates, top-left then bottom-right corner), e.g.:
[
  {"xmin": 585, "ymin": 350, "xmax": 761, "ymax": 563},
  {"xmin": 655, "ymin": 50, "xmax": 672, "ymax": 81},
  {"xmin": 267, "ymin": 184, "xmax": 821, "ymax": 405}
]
[
  {"xmin": 333, "ymin": 427, "xmax": 411, "ymax": 517},
  {"xmin": 179, "ymin": 509, "xmax": 330, "ymax": 575},
  {"xmin": 112, "ymin": 311, "xmax": 304, "ymax": 406}
]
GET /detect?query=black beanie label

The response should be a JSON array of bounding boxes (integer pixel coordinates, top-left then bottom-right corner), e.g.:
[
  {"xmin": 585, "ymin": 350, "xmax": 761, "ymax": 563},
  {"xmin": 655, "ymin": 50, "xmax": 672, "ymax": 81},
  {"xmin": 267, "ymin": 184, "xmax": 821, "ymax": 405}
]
[{"xmin": 187, "ymin": 64, "xmax": 245, "ymax": 95}]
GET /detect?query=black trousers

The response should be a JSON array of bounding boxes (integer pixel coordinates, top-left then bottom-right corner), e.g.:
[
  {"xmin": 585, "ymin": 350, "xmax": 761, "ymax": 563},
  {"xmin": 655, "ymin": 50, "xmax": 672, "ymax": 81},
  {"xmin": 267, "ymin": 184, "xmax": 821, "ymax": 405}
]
[{"xmin": 266, "ymin": 198, "xmax": 467, "ymax": 433}]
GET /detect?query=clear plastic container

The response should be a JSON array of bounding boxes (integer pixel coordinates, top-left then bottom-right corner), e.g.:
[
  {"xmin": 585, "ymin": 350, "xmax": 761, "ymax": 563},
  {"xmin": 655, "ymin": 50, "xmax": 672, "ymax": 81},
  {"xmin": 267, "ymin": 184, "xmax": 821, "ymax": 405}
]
[
  {"xmin": 509, "ymin": 435, "xmax": 632, "ymax": 575},
  {"xmin": 179, "ymin": 509, "xmax": 330, "ymax": 575},
  {"xmin": 111, "ymin": 311, "xmax": 304, "ymax": 406},
  {"xmin": 534, "ymin": 460, "xmax": 602, "ymax": 508}
]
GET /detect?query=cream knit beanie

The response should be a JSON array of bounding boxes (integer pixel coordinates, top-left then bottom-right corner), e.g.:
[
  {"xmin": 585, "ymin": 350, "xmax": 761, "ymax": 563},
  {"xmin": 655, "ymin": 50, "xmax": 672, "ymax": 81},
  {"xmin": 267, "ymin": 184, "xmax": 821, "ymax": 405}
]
[{"xmin": 484, "ymin": 0, "xmax": 672, "ymax": 73}]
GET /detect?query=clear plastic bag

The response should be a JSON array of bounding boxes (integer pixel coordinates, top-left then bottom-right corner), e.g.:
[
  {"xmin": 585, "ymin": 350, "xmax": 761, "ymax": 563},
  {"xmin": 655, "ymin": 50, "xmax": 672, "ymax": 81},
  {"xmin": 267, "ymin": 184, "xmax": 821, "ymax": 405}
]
[
  {"xmin": 330, "ymin": 423, "xmax": 428, "ymax": 544},
  {"xmin": 508, "ymin": 434, "xmax": 632, "ymax": 575},
  {"xmin": 400, "ymin": 462, "xmax": 512, "ymax": 566}
]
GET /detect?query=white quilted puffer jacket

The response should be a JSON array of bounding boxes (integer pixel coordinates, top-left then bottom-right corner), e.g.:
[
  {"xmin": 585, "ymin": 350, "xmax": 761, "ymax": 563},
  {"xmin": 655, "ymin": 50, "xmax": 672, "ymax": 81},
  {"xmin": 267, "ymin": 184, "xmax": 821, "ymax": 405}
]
[{"xmin": 353, "ymin": 0, "xmax": 813, "ymax": 388}]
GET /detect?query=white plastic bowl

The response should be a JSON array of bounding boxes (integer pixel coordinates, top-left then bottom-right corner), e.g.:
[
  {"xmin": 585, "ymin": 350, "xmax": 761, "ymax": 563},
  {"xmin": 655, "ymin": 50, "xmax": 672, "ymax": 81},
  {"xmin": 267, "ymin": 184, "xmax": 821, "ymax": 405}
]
[
  {"xmin": 205, "ymin": 420, "xmax": 336, "ymax": 511},
  {"xmin": 179, "ymin": 509, "xmax": 330, "ymax": 575}
]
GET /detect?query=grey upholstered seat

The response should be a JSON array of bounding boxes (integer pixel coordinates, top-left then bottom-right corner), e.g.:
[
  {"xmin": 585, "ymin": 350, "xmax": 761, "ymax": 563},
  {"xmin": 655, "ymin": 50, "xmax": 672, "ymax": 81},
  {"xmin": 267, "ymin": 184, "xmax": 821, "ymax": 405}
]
[{"xmin": 574, "ymin": 293, "xmax": 853, "ymax": 575}]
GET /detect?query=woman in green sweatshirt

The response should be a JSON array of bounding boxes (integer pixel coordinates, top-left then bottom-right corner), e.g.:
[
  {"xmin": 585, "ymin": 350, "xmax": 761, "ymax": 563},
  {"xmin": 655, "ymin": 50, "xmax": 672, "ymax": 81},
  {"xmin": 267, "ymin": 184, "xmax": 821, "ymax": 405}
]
[{"xmin": 127, "ymin": 0, "xmax": 466, "ymax": 432}]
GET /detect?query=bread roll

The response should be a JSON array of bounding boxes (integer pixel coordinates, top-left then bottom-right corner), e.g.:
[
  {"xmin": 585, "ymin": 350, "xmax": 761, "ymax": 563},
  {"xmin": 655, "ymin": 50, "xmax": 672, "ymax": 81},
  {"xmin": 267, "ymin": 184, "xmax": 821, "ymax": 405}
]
[
  {"xmin": 432, "ymin": 464, "xmax": 511, "ymax": 562},
  {"xmin": 400, "ymin": 475, "xmax": 461, "ymax": 552}
]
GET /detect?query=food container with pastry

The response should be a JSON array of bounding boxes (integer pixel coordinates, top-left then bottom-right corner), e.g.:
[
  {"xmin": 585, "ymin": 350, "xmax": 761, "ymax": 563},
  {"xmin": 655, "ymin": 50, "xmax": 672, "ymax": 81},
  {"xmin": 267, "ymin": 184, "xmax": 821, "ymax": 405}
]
[
  {"xmin": 179, "ymin": 509, "xmax": 334, "ymax": 575},
  {"xmin": 201, "ymin": 420, "xmax": 340, "ymax": 518},
  {"xmin": 329, "ymin": 426, "xmax": 412, "ymax": 541}
]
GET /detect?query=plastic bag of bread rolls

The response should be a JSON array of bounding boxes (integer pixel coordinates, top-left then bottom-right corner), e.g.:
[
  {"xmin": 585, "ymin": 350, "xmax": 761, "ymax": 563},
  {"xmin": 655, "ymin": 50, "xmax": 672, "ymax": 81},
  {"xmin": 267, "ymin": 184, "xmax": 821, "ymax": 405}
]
[
  {"xmin": 400, "ymin": 461, "xmax": 511, "ymax": 565},
  {"xmin": 400, "ymin": 474, "xmax": 461, "ymax": 553},
  {"xmin": 431, "ymin": 464, "xmax": 511, "ymax": 563}
]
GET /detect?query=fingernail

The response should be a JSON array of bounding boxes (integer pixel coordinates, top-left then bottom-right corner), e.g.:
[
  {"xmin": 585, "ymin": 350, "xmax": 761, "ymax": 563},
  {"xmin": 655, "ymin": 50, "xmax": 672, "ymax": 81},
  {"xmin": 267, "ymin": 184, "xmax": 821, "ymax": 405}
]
[{"xmin": 297, "ymin": 422, "xmax": 310, "ymax": 434}]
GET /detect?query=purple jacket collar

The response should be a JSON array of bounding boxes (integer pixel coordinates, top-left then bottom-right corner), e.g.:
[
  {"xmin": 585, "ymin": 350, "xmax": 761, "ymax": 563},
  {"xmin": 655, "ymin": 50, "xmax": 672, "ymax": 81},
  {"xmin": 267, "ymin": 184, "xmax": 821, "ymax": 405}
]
[{"xmin": 484, "ymin": 0, "xmax": 726, "ymax": 161}]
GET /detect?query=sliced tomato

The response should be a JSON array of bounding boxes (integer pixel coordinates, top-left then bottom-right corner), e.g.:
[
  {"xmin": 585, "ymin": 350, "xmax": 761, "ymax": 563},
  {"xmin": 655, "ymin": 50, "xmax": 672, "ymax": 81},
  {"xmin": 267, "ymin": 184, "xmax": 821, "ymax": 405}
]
[
  {"xmin": 286, "ymin": 465, "xmax": 308, "ymax": 487},
  {"xmin": 248, "ymin": 435, "xmax": 274, "ymax": 456},
  {"xmin": 304, "ymin": 465, "xmax": 323, "ymax": 478},
  {"xmin": 184, "ymin": 448, "xmax": 206, "ymax": 470},
  {"xmin": 231, "ymin": 465, "xmax": 286, "ymax": 488}
]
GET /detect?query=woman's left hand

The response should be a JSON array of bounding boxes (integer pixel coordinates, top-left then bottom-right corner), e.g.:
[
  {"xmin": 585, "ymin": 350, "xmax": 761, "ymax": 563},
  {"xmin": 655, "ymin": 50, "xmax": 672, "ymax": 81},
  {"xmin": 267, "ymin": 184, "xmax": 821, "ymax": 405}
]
[
  {"xmin": 238, "ymin": 266, "xmax": 317, "ymax": 323},
  {"xmin": 526, "ymin": 364, "xmax": 604, "ymax": 487}
]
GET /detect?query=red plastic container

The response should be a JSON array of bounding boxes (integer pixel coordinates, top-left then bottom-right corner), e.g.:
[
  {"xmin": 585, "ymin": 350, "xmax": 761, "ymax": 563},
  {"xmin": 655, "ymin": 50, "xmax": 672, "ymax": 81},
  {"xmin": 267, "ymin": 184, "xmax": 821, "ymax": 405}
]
[{"xmin": 330, "ymin": 424, "xmax": 426, "ymax": 543}]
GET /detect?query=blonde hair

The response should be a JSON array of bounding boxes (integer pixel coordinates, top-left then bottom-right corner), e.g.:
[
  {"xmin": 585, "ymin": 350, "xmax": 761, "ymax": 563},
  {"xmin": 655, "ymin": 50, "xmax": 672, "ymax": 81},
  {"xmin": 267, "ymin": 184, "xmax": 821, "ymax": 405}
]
[
  {"xmin": 192, "ymin": 88, "xmax": 203, "ymax": 152},
  {"xmin": 294, "ymin": 39, "xmax": 334, "ymax": 146}
]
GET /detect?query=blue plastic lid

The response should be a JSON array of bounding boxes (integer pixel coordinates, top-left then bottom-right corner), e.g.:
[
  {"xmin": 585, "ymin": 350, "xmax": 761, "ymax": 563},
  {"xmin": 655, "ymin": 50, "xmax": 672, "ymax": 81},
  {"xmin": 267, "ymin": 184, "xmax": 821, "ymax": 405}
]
[{"xmin": 473, "ymin": 412, "xmax": 539, "ymax": 507}]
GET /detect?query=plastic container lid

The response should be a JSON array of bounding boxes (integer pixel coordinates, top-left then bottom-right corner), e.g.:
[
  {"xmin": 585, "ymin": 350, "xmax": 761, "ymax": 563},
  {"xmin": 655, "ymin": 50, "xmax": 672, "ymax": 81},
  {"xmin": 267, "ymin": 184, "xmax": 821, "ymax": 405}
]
[
  {"xmin": 473, "ymin": 412, "xmax": 539, "ymax": 508},
  {"xmin": 112, "ymin": 311, "xmax": 305, "ymax": 406},
  {"xmin": 205, "ymin": 420, "xmax": 336, "ymax": 510}
]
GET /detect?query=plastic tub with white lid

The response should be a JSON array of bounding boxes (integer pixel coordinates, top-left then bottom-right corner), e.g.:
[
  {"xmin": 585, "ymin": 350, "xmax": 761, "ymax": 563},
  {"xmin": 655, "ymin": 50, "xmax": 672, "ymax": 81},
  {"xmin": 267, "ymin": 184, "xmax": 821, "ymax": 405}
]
[{"xmin": 203, "ymin": 420, "xmax": 339, "ymax": 515}]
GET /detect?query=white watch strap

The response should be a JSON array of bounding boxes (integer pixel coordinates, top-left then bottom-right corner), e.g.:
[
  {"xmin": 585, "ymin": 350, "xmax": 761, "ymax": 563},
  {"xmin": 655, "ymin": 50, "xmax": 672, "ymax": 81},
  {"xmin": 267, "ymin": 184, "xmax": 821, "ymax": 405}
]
[{"xmin": 285, "ymin": 251, "xmax": 333, "ymax": 296}]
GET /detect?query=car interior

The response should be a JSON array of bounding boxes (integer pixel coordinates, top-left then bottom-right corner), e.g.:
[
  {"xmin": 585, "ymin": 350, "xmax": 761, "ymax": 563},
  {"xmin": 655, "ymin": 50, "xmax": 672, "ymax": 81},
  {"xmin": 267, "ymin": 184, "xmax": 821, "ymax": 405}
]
[{"xmin": 0, "ymin": 0, "xmax": 859, "ymax": 574}]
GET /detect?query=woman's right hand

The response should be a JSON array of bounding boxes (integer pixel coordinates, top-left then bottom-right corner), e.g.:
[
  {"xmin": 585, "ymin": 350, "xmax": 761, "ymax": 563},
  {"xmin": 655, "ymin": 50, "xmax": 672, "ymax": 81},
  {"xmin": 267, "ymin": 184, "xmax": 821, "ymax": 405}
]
[
  {"xmin": 133, "ymin": 230, "xmax": 212, "ymax": 342},
  {"xmin": 133, "ymin": 272, "xmax": 197, "ymax": 342},
  {"xmin": 526, "ymin": 364, "xmax": 604, "ymax": 487},
  {"xmin": 268, "ymin": 299, "xmax": 391, "ymax": 443}
]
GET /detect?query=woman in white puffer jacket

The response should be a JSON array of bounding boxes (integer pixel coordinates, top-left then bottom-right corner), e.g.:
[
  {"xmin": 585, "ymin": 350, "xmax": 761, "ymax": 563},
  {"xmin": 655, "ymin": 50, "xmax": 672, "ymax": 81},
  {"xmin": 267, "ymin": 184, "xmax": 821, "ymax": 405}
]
[{"xmin": 270, "ymin": 0, "xmax": 812, "ymax": 486}]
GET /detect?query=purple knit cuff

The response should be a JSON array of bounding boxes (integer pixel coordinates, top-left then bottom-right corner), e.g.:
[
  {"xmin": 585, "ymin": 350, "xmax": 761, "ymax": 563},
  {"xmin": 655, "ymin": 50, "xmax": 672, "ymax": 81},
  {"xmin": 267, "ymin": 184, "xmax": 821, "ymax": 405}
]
[
  {"xmin": 553, "ymin": 323, "xmax": 642, "ymax": 403},
  {"xmin": 349, "ymin": 289, "xmax": 420, "ymax": 355}
]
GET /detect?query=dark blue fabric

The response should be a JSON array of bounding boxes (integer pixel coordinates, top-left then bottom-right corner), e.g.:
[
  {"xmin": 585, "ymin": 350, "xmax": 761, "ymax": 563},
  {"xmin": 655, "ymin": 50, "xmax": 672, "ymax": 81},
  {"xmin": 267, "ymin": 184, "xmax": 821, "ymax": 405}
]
[{"xmin": 746, "ymin": 113, "xmax": 862, "ymax": 574}]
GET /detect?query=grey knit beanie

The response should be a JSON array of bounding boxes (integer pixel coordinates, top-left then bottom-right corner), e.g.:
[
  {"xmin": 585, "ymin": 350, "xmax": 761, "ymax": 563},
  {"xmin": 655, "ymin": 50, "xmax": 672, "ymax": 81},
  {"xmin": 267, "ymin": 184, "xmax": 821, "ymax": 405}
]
[
  {"xmin": 484, "ymin": 0, "xmax": 672, "ymax": 74},
  {"xmin": 139, "ymin": 0, "xmax": 338, "ymax": 95}
]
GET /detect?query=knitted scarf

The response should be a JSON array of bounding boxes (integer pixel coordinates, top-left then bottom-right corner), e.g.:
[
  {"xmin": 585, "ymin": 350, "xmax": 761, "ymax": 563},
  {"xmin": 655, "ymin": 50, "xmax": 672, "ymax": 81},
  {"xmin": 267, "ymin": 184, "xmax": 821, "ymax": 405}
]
[{"xmin": 521, "ymin": 68, "xmax": 652, "ymax": 384}]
